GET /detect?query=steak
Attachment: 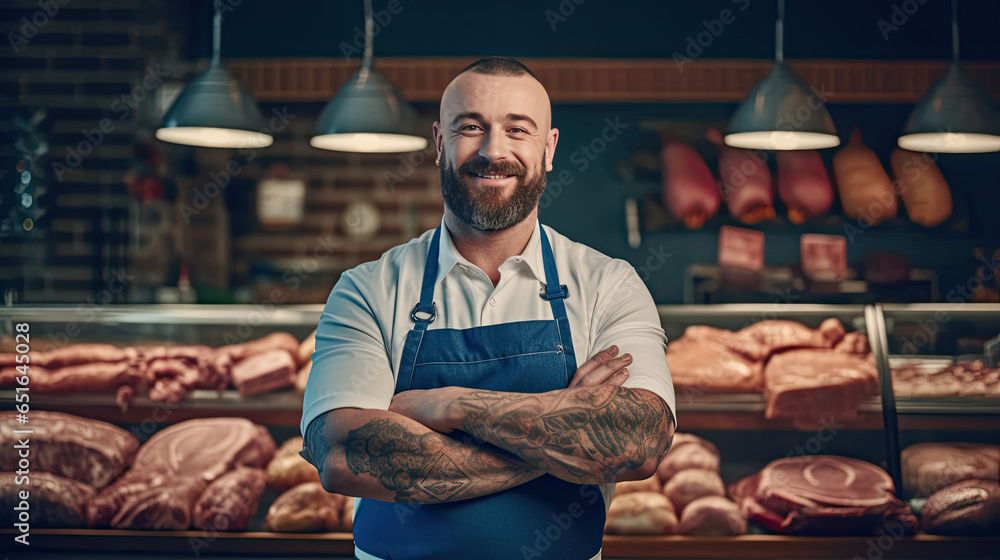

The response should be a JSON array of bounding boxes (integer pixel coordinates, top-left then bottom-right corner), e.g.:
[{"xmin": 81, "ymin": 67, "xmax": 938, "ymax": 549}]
[
  {"xmin": 729, "ymin": 455, "xmax": 916, "ymax": 536},
  {"xmin": 0, "ymin": 472, "xmax": 95, "ymax": 528},
  {"xmin": 87, "ymin": 418, "xmax": 276, "ymax": 530},
  {"xmin": 231, "ymin": 349, "xmax": 296, "ymax": 397},
  {"xmin": 0, "ymin": 411, "xmax": 139, "ymax": 489},
  {"xmin": 192, "ymin": 467, "xmax": 267, "ymax": 532},
  {"xmin": 921, "ymin": 479, "xmax": 1000, "ymax": 536},
  {"xmin": 901, "ymin": 442, "xmax": 1000, "ymax": 497},
  {"xmin": 266, "ymin": 482, "xmax": 345, "ymax": 532},
  {"xmin": 763, "ymin": 349, "xmax": 878, "ymax": 425},
  {"xmin": 666, "ymin": 337, "xmax": 763, "ymax": 393}
]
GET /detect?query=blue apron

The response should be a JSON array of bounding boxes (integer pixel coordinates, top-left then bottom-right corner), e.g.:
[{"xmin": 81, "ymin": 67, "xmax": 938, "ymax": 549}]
[{"xmin": 353, "ymin": 224, "xmax": 606, "ymax": 560}]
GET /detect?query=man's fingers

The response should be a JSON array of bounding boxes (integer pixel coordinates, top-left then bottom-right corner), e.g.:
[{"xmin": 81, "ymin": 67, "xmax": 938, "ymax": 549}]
[
  {"xmin": 606, "ymin": 367, "xmax": 630, "ymax": 387},
  {"xmin": 568, "ymin": 345, "xmax": 618, "ymax": 387},
  {"xmin": 571, "ymin": 353, "xmax": 632, "ymax": 387}
]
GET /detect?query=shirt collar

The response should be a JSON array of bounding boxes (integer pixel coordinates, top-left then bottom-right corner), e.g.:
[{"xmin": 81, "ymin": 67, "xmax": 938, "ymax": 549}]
[{"xmin": 437, "ymin": 219, "xmax": 545, "ymax": 285}]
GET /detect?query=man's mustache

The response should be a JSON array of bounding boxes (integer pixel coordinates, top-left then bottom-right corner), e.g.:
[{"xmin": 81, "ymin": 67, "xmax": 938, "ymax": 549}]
[{"xmin": 458, "ymin": 159, "xmax": 526, "ymax": 178}]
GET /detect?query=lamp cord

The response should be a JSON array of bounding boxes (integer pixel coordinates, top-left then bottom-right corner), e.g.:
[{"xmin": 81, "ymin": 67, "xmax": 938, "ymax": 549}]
[
  {"xmin": 363, "ymin": 0, "xmax": 374, "ymax": 69},
  {"xmin": 775, "ymin": 0, "xmax": 784, "ymax": 64},
  {"xmin": 951, "ymin": 0, "xmax": 959, "ymax": 62},
  {"xmin": 211, "ymin": 6, "xmax": 221, "ymax": 67}
]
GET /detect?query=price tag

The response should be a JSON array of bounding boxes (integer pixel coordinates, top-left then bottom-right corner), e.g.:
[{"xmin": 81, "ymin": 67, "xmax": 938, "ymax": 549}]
[
  {"xmin": 800, "ymin": 233, "xmax": 847, "ymax": 281},
  {"xmin": 718, "ymin": 226, "xmax": 764, "ymax": 271}
]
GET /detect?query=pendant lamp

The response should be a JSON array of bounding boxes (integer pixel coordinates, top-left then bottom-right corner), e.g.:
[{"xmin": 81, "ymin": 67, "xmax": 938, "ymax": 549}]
[
  {"xmin": 310, "ymin": 0, "xmax": 428, "ymax": 153},
  {"xmin": 724, "ymin": 0, "xmax": 839, "ymax": 151},
  {"xmin": 156, "ymin": 8, "xmax": 272, "ymax": 149},
  {"xmin": 897, "ymin": 0, "xmax": 1000, "ymax": 153}
]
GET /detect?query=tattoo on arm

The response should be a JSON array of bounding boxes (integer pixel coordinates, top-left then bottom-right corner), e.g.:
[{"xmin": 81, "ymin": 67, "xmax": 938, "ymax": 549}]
[
  {"xmin": 304, "ymin": 414, "xmax": 332, "ymax": 476},
  {"xmin": 344, "ymin": 419, "xmax": 542, "ymax": 503},
  {"xmin": 454, "ymin": 386, "xmax": 674, "ymax": 482}
]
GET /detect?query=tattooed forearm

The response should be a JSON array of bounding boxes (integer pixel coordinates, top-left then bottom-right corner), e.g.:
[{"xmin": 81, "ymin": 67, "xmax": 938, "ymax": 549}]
[
  {"xmin": 454, "ymin": 386, "xmax": 674, "ymax": 483},
  {"xmin": 341, "ymin": 419, "xmax": 542, "ymax": 503}
]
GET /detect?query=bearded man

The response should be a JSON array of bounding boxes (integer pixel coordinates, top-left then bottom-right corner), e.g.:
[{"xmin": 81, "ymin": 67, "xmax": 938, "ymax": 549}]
[{"xmin": 301, "ymin": 56, "xmax": 676, "ymax": 560}]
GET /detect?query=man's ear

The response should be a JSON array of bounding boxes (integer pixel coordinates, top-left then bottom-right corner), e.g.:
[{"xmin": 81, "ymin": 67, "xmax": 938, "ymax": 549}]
[
  {"xmin": 545, "ymin": 128, "xmax": 559, "ymax": 172},
  {"xmin": 432, "ymin": 121, "xmax": 444, "ymax": 166}
]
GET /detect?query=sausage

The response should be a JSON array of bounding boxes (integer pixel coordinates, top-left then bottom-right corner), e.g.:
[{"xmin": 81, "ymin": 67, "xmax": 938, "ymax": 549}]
[
  {"xmin": 833, "ymin": 129, "xmax": 897, "ymax": 224},
  {"xmin": 661, "ymin": 140, "xmax": 721, "ymax": 229},
  {"xmin": 777, "ymin": 150, "xmax": 834, "ymax": 224},
  {"xmin": 890, "ymin": 148, "xmax": 953, "ymax": 227},
  {"xmin": 707, "ymin": 129, "xmax": 775, "ymax": 224}
]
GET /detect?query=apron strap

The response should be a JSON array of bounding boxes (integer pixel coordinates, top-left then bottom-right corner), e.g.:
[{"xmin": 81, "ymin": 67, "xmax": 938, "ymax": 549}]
[
  {"xmin": 410, "ymin": 226, "xmax": 441, "ymax": 332},
  {"xmin": 539, "ymin": 225, "xmax": 578, "ymax": 378}
]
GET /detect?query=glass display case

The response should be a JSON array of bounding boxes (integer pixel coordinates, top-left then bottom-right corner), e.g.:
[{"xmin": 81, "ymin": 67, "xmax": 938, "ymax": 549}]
[{"xmin": 1, "ymin": 304, "xmax": 997, "ymax": 559}]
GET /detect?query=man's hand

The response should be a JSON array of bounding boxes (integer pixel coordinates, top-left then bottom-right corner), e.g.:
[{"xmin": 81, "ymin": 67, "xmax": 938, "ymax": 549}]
[
  {"xmin": 569, "ymin": 345, "xmax": 632, "ymax": 388},
  {"xmin": 390, "ymin": 345, "xmax": 632, "ymax": 433}
]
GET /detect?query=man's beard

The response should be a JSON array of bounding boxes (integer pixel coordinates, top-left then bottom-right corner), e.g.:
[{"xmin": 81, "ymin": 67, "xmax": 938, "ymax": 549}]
[{"xmin": 440, "ymin": 150, "xmax": 548, "ymax": 232}]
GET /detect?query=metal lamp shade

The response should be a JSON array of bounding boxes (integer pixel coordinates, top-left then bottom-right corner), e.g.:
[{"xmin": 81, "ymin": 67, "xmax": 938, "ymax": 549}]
[
  {"xmin": 156, "ymin": 64, "xmax": 273, "ymax": 149},
  {"xmin": 898, "ymin": 63, "xmax": 1000, "ymax": 153},
  {"xmin": 310, "ymin": 66, "xmax": 428, "ymax": 153},
  {"xmin": 724, "ymin": 62, "xmax": 840, "ymax": 151}
]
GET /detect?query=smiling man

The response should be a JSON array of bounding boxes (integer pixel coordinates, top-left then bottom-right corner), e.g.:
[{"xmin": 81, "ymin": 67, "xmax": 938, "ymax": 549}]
[{"xmin": 300, "ymin": 57, "xmax": 676, "ymax": 560}]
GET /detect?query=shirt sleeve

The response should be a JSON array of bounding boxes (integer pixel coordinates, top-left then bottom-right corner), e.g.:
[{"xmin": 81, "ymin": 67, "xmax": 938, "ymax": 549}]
[
  {"xmin": 590, "ymin": 266, "xmax": 677, "ymax": 427},
  {"xmin": 300, "ymin": 271, "xmax": 396, "ymax": 437}
]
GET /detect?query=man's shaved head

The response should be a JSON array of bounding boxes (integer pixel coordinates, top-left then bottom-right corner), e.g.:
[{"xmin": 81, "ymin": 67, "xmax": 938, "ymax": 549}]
[{"xmin": 459, "ymin": 56, "xmax": 539, "ymax": 79}]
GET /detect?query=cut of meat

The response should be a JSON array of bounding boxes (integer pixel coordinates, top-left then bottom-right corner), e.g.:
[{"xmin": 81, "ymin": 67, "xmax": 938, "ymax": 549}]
[
  {"xmin": 666, "ymin": 337, "xmax": 763, "ymax": 393},
  {"xmin": 678, "ymin": 496, "xmax": 747, "ymax": 536},
  {"xmin": 892, "ymin": 361, "xmax": 1000, "ymax": 398},
  {"xmin": 295, "ymin": 360, "xmax": 312, "ymax": 395},
  {"xmin": 663, "ymin": 469, "xmax": 726, "ymax": 513},
  {"xmin": 613, "ymin": 476, "xmax": 661, "ymax": 496},
  {"xmin": 267, "ymin": 436, "xmax": 322, "ymax": 490},
  {"xmin": 231, "ymin": 349, "xmax": 296, "ymax": 397},
  {"xmin": 657, "ymin": 441, "xmax": 720, "ymax": 482},
  {"xmin": 0, "ymin": 472, "xmax": 95, "ymax": 528},
  {"xmin": 901, "ymin": 442, "xmax": 1000, "ymax": 498},
  {"xmin": 729, "ymin": 455, "xmax": 916, "ymax": 536},
  {"xmin": 33, "ymin": 344, "xmax": 138, "ymax": 369},
  {"xmin": 0, "ymin": 411, "xmax": 139, "ymax": 489},
  {"xmin": 605, "ymin": 492, "xmax": 678, "ymax": 535},
  {"xmin": 222, "ymin": 332, "xmax": 301, "ymax": 365},
  {"xmin": 192, "ymin": 467, "xmax": 267, "ymax": 532},
  {"xmin": 680, "ymin": 326, "xmax": 769, "ymax": 361},
  {"xmin": 834, "ymin": 332, "xmax": 871, "ymax": 354},
  {"xmin": 1, "ymin": 361, "xmax": 138, "ymax": 392},
  {"xmin": 708, "ymin": 128, "xmax": 775, "ymax": 225},
  {"xmin": 670, "ymin": 433, "xmax": 719, "ymax": 456},
  {"xmin": 833, "ymin": 129, "xmax": 898, "ymax": 225},
  {"xmin": 921, "ymin": 479, "xmax": 1000, "ymax": 536},
  {"xmin": 298, "ymin": 329, "xmax": 316, "ymax": 365},
  {"xmin": 88, "ymin": 418, "xmax": 276, "ymax": 530},
  {"xmin": 341, "ymin": 496, "xmax": 355, "ymax": 532},
  {"xmin": 739, "ymin": 318, "xmax": 846, "ymax": 354},
  {"xmin": 763, "ymin": 349, "xmax": 878, "ymax": 424},
  {"xmin": 777, "ymin": 150, "xmax": 834, "ymax": 224},
  {"xmin": 266, "ymin": 482, "xmax": 345, "ymax": 532},
  {"xmin": 661, "ymin": 141, "xmax": 722, "ymax": 230}
]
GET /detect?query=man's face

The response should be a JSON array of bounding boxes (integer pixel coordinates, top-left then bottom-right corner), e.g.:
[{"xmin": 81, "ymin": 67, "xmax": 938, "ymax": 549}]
[{"xmin": 434, "ymin": 73, "xmax": 558, "ymax": 232}]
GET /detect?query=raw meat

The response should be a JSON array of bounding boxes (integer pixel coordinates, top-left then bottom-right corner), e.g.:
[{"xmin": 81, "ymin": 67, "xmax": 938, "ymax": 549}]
[
  {"xmin": 891, "ymin": 148, "xmax": 952, "ymax": 227},
  {"xmin": 657, "ymin": 442, "xmax": 720, "ymax": 482},
  {"xmin": 666, "ymin": 337, "xmax": 764, "ymax": 393},
  {"xmin": 681, "ymin": 325, "xmax": 770, "ymax": 361},
  {"xmin": 295, "ymin": 360, "xmax": 312, "ymax": 395},
  {"xmin": 833, "ymin": 129, "xmax": 898, "ymax": 225},
  {"xmin": 0, "ymin": 411, "xmax": 139, "ymax": 489},
  {"xmin": 192, "ymin": 467, "xmax": 267, "ymax": 532},
  {"xmin": 231, "ymin": 349, "xmax": 296, "ymax": 397},
  {"xmin": 893, "ymin": 361, "xmax": 1000, "ymax": 398},
  {"xmin": 901, "ymin": 442, "xmax": 999, "ymax": 498},
  {"xmin": 834, "ymin": 332, "xmax": 870, "ymax": 354},
  {"xmin": 763, "ymin": 349, "xmax": 878, "ymax": 424},
  {"xmin": 921, "ymin": 479, "xmax": 1000, "ymax": 536},
  {"xmin": 729, "ymin": 455, "xmax": 916, "ymax": 536},
  {"xmin": 341, "ymin": 496, "xmax": 355, "ymax": 532},
  {"xmin": 678, "ymin": 496, "xmax": 747, "ymax": 536},
  {"xmin": 0, "ymin": 472, "xmax": 95, "ymax": 528},
  {"xmin": 708, "ymin": 129, "xmax": 775, "ymax": 224},
  {"xmin": 739, "ymin": 318, "xmax": 846, "ymax": 354},
  {"xmin": 663, "ymin": 469, "xmax": 726, "ymax": 513},
  {"xmin": 266, "ymin": 482, "xmax": 345, "ymax": 532},
  {"xmin": 671, "ymin": 433, "xmax": 719, "ymax": 456},
  {"xmin": 33, "ymin": 343, "xmax": 138, "ymax": 369},
  {"xmin": 267, "ymin": 436, "xmax": 321, "ymax": 490},
  {"xmin": 87, "ymin": 418, "xmax": 276, "ymax": 530},
  {"xmin": 661, "ymin": 141, "xmax": 722, "ymax": 229},
  {"xmin": 777, "ymin": 150, "xmax": 834, "ymax": 224},
  {"xmin": 220, "ymin": 332, "xmax": 300, "ymax": 365},
  {"xmin": 298, "ymin": 329, "xmax": 316, "ymax": 364},
  {"xmin": 613, "ymin": 476, "xmax": 661, "ymax": 496},
  {"xmin": 0, "ymin": 361, "xmax": 138, "ymax": 392},
  {"xmin": 605, "ymin": 492, "xmax": 678, "ymax": 535}
]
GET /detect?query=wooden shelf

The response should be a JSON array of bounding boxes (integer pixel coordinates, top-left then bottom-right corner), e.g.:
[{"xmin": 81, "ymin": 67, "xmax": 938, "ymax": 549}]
[
  {"xmin": 3, "ymin": 530, "xmax": 997, "ymax": 558},
  {"xmin": 228, "ymin": 58, "xmax": 1000, "ymax": 104}
]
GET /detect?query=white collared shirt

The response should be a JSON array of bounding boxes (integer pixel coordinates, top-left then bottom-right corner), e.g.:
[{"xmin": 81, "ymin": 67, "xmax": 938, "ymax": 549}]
[{"xmin": 301, "ymin": 219, "xmax": 676, "ymax": 436}]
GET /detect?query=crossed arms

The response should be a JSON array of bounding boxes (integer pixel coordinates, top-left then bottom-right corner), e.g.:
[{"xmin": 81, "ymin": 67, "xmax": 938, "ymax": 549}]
[{"xmin": 301, "ymin": 346, "xmax": 675, "ymax": 504}]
